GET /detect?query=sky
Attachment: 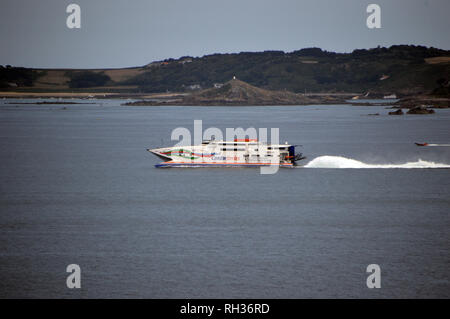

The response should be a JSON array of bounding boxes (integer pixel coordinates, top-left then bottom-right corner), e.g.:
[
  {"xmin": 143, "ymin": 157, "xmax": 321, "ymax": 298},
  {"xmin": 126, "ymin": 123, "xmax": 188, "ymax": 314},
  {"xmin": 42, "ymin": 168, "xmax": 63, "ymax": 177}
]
[{"xmin": 1, "ymin": 0, "xmax": 449, "ymax": 68}]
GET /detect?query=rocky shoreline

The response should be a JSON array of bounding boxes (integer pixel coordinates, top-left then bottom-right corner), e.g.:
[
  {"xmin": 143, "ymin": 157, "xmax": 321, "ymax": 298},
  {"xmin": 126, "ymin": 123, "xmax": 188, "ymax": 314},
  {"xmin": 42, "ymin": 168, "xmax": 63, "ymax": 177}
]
[
  {"xmin": 3, "ymin": 80, "xmax": 448, "ymax": 111},
  {"xmin": 6, "ymin": 101, "xmax": 96, "ymax": 105},
  {"xmin": 393, "ymin": 96, "xmax": 450, "ymax": 109}
]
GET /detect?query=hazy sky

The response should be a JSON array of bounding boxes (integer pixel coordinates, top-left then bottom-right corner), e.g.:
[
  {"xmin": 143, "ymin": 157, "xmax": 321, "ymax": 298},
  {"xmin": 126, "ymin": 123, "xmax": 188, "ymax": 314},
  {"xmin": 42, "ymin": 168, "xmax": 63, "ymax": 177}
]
[{"xmin": 1, "ymin": 0, "xmax": 449, "ymax": 68}]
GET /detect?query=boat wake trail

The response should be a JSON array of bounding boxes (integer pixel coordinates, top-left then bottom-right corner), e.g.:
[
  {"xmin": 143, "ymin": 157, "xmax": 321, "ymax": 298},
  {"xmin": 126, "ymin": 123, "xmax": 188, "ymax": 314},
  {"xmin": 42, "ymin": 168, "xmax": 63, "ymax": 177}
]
[
  {"xmin": 304, "ymin": 156, "xmax": 450, "ymax": 169},
  {"xmin": 427, "ymin": 144, "xmax": 450, "ymax": 147}
]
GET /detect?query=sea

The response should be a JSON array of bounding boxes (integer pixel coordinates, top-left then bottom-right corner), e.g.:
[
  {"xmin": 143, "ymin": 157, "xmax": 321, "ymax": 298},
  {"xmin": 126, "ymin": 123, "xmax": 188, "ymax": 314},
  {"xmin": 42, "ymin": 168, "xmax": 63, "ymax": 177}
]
[{"xmin": 0, "ymin": 99, "xmax": 449, "ymax": 298}]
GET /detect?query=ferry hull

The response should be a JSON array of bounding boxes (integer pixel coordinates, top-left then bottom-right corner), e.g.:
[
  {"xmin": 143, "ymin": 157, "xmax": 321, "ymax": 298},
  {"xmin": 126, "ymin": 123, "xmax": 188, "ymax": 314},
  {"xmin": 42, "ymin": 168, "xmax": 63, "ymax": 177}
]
[
  {"xmin": 155, "ymin": 162, "xmax": 295, "ymax": 168},
  {"xmin": 148, "ymin": 139, "xmax": 305, "ymax": 168}
]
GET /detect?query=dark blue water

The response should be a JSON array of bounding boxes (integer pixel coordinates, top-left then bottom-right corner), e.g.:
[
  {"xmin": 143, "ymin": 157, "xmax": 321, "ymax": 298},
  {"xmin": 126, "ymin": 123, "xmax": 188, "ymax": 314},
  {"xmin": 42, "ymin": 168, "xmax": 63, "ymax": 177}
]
[{"xmin": 0, "ymin": 99, "xmax": 449, "ymax": 298}]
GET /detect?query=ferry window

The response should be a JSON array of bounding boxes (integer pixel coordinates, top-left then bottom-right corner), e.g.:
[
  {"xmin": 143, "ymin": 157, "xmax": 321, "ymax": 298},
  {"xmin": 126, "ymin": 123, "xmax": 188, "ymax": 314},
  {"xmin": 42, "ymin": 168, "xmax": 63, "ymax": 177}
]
[{"xmin": 222, "ymin": 148, "xmax": 245, "ymax": 151}]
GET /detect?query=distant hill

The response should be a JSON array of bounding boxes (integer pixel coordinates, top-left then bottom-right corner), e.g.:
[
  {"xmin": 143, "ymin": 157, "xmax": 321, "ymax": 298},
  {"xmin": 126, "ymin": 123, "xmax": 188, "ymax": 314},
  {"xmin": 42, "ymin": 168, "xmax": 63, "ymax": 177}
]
[
  {"xmin": 1, "ymin": 45, "xmax": 450, "ymax": 96},
  {"xmin": 186, "ymin": 78, "xmax": 314, "ymax": 105},
  {"xmin": 126, "ymin": 78, "xmax": 320, "ymax": 106}
]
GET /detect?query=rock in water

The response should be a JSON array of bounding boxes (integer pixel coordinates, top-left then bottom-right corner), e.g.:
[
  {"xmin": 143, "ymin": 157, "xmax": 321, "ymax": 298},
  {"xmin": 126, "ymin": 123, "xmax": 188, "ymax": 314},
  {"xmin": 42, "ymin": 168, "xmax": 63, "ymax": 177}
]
[
  {"xmin": 407, "ymin": 106, "xmax": 435, "ymax": 114},
  {"xmin": 388, "ymin": 109, "xmax": 404, "ymax": 115}
]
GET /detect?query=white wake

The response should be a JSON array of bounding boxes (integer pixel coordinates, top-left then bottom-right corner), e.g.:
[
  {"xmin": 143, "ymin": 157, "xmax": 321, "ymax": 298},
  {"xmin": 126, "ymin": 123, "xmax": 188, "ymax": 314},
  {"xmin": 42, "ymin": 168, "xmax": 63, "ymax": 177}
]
[
  {"xmin": 304, "ymin": 156, "xmax": 450, "ymax": 169},
  {"xmin": 427, "ymin": 144, "xmax": 450, "ymax": 147}
]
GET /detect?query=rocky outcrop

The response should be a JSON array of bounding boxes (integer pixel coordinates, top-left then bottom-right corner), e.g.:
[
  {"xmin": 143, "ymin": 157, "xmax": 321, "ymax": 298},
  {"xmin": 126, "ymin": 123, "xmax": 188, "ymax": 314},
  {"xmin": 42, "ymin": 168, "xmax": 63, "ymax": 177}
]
[
  {"xmin": 388, "ymin": 109, "xmax": 404, "ymax": 115},
  {"xmin": 183, "ymin": 78, "xmax": 315, "ymax": 105},
  {"xmin": 124, "ymin": 78, "xmax": 318, "ymax": 106},
  {"xmin": 395, "ymin": 96, "xmax": 449, "ymax": 109},
  {"xmin": 407, "ymin": 106, "xmax": 435, "ymax": 114}
]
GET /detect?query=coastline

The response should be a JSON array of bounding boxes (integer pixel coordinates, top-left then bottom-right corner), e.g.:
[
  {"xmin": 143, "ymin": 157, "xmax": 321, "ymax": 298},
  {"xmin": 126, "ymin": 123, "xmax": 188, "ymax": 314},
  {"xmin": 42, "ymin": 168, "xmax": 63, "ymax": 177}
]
[
  {"xmin": 0, "ymin": 91, "xmax": 189, "ymax": 100},
  {"xmin": 1, "ymin": 90, "xmax": 448, "ymax": 110}
]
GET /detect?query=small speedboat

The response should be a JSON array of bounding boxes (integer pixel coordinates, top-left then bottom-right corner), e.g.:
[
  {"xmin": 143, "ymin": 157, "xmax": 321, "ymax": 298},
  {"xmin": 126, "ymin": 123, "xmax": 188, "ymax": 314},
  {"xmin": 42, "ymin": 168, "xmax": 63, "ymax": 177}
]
[{"xmin": 415, "ymin": 142, "xmax": 429, "ymax": 147}]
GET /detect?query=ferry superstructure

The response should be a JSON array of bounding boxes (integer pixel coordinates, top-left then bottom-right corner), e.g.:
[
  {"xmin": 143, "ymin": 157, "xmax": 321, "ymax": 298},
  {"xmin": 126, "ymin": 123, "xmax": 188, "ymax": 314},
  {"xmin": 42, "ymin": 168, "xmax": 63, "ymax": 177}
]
[{"xmin": 147, "ymin": 139, "xmax": 306, "ymax": 168}]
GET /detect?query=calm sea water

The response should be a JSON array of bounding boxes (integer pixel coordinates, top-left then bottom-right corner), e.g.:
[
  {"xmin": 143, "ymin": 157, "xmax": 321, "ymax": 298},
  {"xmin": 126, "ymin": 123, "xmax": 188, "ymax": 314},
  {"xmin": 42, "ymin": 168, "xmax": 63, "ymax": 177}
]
[{"xmin": 0, "ymin": 99, "xmax": 449, "ymax": 298}]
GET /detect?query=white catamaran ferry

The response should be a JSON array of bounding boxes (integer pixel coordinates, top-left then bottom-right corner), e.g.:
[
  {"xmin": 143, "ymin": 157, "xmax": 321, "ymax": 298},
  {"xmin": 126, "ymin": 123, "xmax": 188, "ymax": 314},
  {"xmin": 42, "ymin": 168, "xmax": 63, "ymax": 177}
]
[{"xmin": 147, "ymin": 139, "xmax": 306, "ymax": 168}]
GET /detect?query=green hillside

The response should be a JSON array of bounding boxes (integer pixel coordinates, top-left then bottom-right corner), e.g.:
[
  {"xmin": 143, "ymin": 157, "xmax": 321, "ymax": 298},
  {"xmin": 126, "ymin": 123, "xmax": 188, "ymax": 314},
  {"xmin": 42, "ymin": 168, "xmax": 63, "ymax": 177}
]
[
  {"xmin": 124, "ymin": 45, "xmax": 450, "ymax": 95},
  {"xmin": 1, "ymin": 45, "xmax": 449, "ymax": 96}
]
